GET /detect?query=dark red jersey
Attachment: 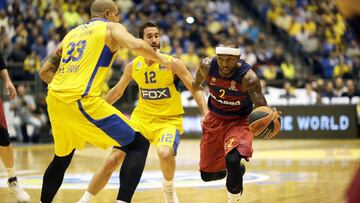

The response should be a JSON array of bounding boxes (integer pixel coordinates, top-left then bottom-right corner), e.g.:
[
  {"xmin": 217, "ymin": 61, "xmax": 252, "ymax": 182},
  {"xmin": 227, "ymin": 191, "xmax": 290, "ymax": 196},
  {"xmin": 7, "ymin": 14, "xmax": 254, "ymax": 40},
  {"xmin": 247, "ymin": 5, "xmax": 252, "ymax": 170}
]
[{"xmin": 205, "ymin": 58, "xmax": 253, "ymax": 117}]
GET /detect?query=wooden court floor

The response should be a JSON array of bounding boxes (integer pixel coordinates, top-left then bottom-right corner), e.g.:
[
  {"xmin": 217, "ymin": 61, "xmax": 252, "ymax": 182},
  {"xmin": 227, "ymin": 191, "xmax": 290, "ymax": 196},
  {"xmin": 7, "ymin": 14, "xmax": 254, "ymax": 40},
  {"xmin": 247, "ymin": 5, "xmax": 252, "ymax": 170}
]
[{"xmin": 1, "ymin": 139, "xmax": 359, "ymax": 203}]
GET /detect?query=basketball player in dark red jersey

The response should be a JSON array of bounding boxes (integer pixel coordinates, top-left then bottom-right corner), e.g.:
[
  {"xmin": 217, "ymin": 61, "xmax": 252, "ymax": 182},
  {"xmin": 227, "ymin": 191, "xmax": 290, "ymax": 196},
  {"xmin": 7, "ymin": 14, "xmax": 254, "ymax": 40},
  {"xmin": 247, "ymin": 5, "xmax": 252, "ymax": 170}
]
[
  {"xmin": 335, "ymin": 1, "xmax": 360, "ymax": 202},
  {"xmin": 0, "ymin": 52, "xmax": 30, "ymax": 202},
  {"xmin": 192, "ymin": 40, "xmax": 269, "ymax": 203}
]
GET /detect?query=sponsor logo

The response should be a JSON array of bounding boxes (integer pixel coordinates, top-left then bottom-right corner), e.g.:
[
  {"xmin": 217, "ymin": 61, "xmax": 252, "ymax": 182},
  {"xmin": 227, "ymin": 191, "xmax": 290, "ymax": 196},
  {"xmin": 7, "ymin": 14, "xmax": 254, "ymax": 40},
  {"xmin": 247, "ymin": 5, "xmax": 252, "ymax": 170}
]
[
  {"xmin": 140, "ymin": 87, "xmax": 171, "ymax": 100},
  {"xmin": 210, "ymin": 93, "xmax": 241, "ymax": 106}
]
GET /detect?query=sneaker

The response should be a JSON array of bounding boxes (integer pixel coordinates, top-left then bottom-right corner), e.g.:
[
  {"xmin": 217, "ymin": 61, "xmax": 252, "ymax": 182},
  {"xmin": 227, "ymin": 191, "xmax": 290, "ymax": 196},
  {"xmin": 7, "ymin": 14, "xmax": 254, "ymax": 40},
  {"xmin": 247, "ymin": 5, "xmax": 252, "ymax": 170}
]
[
  {"xmin": 8, "ymin": 177, "xmax": 30, "ymax": 203},
  {"xmin": 162, "ymin": 184, "xmax": 179, "ymax": 203}
]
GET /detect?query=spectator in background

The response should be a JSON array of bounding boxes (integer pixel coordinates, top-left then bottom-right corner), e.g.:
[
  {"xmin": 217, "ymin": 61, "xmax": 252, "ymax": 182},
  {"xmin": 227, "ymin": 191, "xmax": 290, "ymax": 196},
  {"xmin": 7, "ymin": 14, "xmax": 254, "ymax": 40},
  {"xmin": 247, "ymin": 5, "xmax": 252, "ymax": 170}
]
[
  {"xmin": 180, "ymin": 43, "xmax": 200, "ymax": 78},
  {"xmin": 281, "ymin": 56, "xmax": 296, "ymax": 80},
  {"xmin": 280, "ymin": 81, "xmax": 296, "ymax": 100},
  {"xmin": 323, "ymin": 81, "xmax": 335, "ymax": 98},
  {"xmin": 63, "ymin": 5, "xmax": 81, "ymax": 28},
  {"xmin": 342, "ymin": 79, "xmax": 360, "ymax": 99},
  {"xmin": 23, "ymin": 50, "xmax": 41, "ymax": 81},
  {"xmin": 333, "ymin": 57, "xmax": 351, "ymax": 78},
  {"xmin": 10, "ymin": 84, "xmax": 42, "ymax": 143},
  {"xmin": 334, "ymin": 77, "xmax": 346, "ymax": 97}
]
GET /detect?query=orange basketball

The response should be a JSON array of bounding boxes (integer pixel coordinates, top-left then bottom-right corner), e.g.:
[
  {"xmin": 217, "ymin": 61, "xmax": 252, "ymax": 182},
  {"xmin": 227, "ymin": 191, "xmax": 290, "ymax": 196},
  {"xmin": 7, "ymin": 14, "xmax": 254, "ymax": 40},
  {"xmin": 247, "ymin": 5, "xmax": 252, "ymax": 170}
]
[{"xmin": 248, "ymin": 106, "xmax": 281, "ymax": 139}]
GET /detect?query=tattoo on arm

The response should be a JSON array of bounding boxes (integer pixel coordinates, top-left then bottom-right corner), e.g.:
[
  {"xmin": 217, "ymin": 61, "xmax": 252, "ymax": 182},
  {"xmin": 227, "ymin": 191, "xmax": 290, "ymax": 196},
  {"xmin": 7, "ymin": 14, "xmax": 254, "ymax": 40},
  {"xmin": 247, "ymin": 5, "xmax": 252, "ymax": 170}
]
[
  {"xmin": 243, "ymin": 70, "xmax": 267, "ymax": 107},
  {"xmin": 192, "ymin": 57, "xmax": 211, "ymax": 90}
]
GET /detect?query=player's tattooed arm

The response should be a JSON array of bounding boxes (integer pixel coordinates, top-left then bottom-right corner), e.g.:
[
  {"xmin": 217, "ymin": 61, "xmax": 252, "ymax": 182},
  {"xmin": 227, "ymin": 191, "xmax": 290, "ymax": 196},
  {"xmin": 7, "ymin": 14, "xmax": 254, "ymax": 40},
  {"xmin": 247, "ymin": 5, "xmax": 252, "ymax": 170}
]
[
  {"xmin": 243, "ymin": 69, "xmax": 267, "ymax": 107},
  {"xmin": 39, "ymin": 42, "xmax": 63, "ymax": 84},
  {"xmin": 192, "ymin": 57, "xmax": 212, "ymax": 90}
]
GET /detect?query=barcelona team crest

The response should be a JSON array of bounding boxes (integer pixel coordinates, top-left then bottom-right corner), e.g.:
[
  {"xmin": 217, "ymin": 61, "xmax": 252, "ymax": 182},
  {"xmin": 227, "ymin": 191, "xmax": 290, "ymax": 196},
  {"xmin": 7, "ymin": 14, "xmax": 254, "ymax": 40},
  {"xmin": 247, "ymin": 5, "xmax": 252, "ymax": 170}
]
[
  {"xmin": 229, "ymin": 80, "xmax": 238, "ymax": 91},
  {"xmin": 211, "ymin": 77, "xmax": 216, "ymax": 83}
]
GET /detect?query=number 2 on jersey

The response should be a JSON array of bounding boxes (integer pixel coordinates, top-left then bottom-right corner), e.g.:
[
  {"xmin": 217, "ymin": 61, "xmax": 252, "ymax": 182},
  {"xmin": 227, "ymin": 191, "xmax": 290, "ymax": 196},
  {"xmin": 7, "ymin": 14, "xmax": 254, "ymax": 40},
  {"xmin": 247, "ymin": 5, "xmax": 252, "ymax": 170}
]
[
  {"xmin": 219, "ymin": 89, "xmax": 226, "ymax": 98},
  {"xmin": 145, "ymin": 71, "xmax": 156, "ymax": 83},
  {"xmin": 62, "ymin": 40, "xmax": 87, "ymax": 63}
]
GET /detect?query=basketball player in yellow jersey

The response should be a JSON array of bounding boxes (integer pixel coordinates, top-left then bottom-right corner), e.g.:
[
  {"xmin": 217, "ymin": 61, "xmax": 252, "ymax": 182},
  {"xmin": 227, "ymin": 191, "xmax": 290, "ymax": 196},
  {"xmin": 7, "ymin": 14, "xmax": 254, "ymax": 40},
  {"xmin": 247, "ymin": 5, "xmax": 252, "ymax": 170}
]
[
  {"xmin": 77, "ymin": 21, "xmax": 208, "ymax": 203},
  {"xmin": 39, "ymin": 1, "xmax": 170, "ymax": 203}
]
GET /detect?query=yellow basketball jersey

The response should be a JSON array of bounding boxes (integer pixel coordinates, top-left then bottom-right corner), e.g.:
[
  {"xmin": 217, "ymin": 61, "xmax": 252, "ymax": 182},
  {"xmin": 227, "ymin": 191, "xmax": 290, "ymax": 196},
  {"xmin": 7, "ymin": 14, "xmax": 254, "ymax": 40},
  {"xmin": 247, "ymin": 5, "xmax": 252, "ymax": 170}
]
[
  {"xmin": 132, "ymin": 55, "xmax": 184, "ymax": 116},
  {"xmin": 49, "ymin": 19, "xmax": 117, "ymax": 103}
]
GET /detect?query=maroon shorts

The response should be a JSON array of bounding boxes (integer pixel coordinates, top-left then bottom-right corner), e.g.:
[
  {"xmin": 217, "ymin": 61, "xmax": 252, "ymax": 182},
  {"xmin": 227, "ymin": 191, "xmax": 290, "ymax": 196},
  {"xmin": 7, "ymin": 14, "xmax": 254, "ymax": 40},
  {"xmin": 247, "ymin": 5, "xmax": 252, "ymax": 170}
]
[{"xmin": 200, "ymin": 112, "xmax": 253, "ymax": 173}]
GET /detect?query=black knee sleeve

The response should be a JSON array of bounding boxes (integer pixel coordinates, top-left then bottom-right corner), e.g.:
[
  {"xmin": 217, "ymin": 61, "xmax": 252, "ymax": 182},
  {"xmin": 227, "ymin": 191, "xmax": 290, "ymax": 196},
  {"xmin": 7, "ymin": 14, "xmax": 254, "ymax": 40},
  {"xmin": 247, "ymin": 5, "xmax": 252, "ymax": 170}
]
[
  {"xmin": 0, "ymin": 127, "xmax": 10, "ymax": 146},
  {"xmin": 200, "ymin": 170, "xmax": 227, "ymax": 182},
  {"xmin": 117, "ymin": 132, "xmax": 149, "ymax": 202},
  {"xmin": 225, "ymin": 149, "xmax": 246, "ymax": 194},
  {"xmin": 41, "ymin": 150, "xmax": 75, "ymax": 203},
  {"xmin": 120, "ymin": 132, "xmax": 149, "ymax": 153}
]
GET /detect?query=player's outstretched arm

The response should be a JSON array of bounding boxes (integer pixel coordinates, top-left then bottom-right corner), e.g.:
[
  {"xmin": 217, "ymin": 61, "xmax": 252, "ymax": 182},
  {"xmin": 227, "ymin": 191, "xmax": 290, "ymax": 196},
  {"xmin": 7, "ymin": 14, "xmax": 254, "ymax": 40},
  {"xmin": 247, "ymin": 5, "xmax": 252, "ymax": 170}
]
[
  {"xmin": 171, "ymin": 58, "xmax": 208, "ymax": 115},
  {"xmin": 104, "ymin": 62, "xmax": 133, "ymax": 104},
  {"xmin": 39, "ymin": 42, "xmax": 63, "ymax": 84},
  {"xmin": 192, "ymin": 57, "xmax": 211, "ymax": 91},
  {"xmin": 109, "ymin": 23, "xmax": 170, "ymax": 66},
  {"xmin": 242, "ymin": 69, "xmax": 267, "ymax": 107}
]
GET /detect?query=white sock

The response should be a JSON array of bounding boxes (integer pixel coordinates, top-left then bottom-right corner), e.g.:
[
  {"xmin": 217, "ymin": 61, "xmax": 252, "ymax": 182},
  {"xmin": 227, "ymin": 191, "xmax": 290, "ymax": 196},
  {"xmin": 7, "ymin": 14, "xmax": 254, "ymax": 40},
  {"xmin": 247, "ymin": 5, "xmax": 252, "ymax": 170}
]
[
  {"xmin": 116, "ymin": 200, "xmax": 127, "ymax": 203},
  {"xmin": 228, "ymin": 192, "xmax": 241, "ymax": 202},
  {"xmin": 78, "ymin": 191, "xmax": 94, "ymax": 203},
  {"xmin": 163, "ymin": 179, "xmax": 173, "ymax": 188},
  {"xmin": 6, "ymin": 167, "xmax": 15, "ymax": 179}
]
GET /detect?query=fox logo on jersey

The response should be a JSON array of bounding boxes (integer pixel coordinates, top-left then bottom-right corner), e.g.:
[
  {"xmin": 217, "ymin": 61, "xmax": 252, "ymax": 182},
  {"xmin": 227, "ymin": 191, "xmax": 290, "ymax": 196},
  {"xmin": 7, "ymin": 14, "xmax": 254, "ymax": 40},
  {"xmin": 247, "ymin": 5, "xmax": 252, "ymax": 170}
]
[{"xmin": 140, "ymin": 87, "xmax": 171, "ymax": 100}]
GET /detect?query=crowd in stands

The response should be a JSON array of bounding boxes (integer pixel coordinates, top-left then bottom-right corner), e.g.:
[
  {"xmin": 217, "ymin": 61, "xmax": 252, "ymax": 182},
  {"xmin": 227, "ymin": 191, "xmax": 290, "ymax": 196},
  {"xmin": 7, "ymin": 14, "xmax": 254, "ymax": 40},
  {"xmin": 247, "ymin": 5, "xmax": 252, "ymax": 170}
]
[{"xmin": 0, "ymin": 0, "xmax": 359, "ymax": 142}]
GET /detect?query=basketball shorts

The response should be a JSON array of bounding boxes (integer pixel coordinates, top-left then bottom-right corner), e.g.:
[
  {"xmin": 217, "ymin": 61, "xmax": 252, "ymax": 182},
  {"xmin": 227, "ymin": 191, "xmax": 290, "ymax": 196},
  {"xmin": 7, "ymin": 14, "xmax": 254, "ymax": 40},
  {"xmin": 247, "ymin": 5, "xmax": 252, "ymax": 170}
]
[
  {"xmin": 0, "ymin": 99, "xmax": 10, "ymax": 146},
  {"xmin": 46, "ymin": 91, "xmax": 135, "ymax": 156},
  {"xmin": 130, "ymin": 109, "xmax": 183, "ymax": 155},
  {"xmin": 200, "ymin": 112, "xmax": 253, "ymax": 173}
]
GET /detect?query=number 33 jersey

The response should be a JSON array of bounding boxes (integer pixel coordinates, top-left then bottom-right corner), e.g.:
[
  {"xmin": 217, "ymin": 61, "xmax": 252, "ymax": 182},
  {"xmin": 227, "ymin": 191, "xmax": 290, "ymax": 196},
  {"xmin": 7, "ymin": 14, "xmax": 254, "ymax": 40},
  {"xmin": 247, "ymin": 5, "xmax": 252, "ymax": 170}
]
[
  {"xmin": 49, "ymin": 19, "xmax": 117, "ymax": 103},
  {"xmin": 131, "ymin": 55, "xmax": 184, "ymax": 116}
]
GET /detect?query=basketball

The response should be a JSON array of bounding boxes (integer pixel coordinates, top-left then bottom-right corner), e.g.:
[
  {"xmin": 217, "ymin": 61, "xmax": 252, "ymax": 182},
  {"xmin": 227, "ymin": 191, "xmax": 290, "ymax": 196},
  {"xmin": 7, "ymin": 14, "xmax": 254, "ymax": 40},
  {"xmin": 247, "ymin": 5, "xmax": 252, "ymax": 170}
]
[{"xmin": 248, "ymin": 106, "xmax": 281, "ymax": 139}]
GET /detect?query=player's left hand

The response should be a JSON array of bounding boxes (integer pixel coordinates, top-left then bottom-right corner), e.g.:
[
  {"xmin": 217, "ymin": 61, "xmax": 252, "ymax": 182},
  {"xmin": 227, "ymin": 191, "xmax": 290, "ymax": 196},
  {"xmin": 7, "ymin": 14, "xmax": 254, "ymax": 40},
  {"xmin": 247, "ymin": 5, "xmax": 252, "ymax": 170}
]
[{"xmin": 5, "ymin": 81, "xmax": 17, "ymax": 100}]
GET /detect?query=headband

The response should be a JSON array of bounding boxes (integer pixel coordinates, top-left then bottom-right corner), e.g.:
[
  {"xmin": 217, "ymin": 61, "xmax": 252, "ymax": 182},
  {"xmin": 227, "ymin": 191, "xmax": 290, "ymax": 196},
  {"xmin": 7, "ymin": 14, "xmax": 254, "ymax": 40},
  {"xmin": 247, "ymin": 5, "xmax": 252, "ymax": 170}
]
[{"xmin": 215, "ymin": 47, "xmax": 240, "ymax": 56}]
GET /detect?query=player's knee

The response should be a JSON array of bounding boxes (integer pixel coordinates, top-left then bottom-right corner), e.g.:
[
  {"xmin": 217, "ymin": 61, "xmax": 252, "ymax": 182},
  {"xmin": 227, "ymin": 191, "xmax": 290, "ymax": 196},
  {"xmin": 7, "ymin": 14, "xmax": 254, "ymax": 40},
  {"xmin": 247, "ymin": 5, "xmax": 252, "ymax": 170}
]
[
  {"xmin": 157, "ymin": 147, "xmax": 173, "ymax": 161},
  {"xmin": 104, "ymin": 157, "xmax": 119, "ymax": 174},
  {"xmin": 200, "ymin": 170, "xmax": 226, "ymax": 182}
]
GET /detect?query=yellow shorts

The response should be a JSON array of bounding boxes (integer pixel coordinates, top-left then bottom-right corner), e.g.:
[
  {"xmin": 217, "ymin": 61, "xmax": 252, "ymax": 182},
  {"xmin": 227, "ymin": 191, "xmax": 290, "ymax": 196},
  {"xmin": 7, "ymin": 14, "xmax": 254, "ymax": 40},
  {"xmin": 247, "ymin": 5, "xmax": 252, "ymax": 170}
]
[
  {"xmin": 46, "ymin": 91, "xmax": 135, "ymax": 156},
  {"xmin": 130, "ymin": 109, "xmax": 183, "ymax": 154}
]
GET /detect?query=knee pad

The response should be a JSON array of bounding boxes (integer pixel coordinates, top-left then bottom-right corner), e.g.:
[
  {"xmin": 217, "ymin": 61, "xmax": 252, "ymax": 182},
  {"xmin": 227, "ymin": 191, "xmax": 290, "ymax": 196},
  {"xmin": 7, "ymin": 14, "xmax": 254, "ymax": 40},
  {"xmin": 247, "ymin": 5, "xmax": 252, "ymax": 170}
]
[
  {"xmin": 120, "ymin": 132, "xmax": 149, "ymax": 153},
  {"xmin": 200, "ymin": 170, "xmax": 226, "ymax": 182},
  {"xmin": 0, "ymin": 127, "xmax": 10, "ymax": 146}
]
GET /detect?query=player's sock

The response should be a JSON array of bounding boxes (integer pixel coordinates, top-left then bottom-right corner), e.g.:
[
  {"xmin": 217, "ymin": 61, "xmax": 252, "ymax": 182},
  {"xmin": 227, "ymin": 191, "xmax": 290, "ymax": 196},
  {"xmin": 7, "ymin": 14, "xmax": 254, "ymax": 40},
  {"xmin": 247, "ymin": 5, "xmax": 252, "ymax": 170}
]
[
  {"xmin": 77, "ymin": 191, "xmax": 94, "ymax": 203},
  {"xmin": 117, "ymin": 132, "xmax": 149, "ymax": 202},
  {"xmin": 116, "ymin": 201, "xmax": 127, "ymax": 203},
  {"xmin": 227, "ymin": 191, "xmax": 241, "ymax": 203},
  {"xmin": 225, "ymin": 149, "xmax": 246, "ymax": 195},
  {"xmin": 41, "ymin": 150, "xmax": 74, "ymax": 203},
  {"xmin": 163, "ymin": 178, "xmax": 179, "ymax": 203}
]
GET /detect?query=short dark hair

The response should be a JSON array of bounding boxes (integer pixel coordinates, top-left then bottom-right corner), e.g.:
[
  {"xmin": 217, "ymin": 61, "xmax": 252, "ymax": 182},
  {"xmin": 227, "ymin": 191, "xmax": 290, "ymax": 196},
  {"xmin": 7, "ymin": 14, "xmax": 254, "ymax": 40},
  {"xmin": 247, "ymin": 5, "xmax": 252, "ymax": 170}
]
[{"xmin": 138, "ymin": 21, "xmax": 159, "ymax": 39}]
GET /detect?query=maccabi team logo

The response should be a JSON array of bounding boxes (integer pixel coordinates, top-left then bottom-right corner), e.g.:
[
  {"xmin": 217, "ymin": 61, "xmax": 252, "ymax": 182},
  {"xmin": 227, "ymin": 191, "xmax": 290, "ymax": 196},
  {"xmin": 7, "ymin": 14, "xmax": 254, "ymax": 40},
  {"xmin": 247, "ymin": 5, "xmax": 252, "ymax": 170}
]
[{"xmin": 0, "ymin": 170, "xmax": 269, "ymax": 190}]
